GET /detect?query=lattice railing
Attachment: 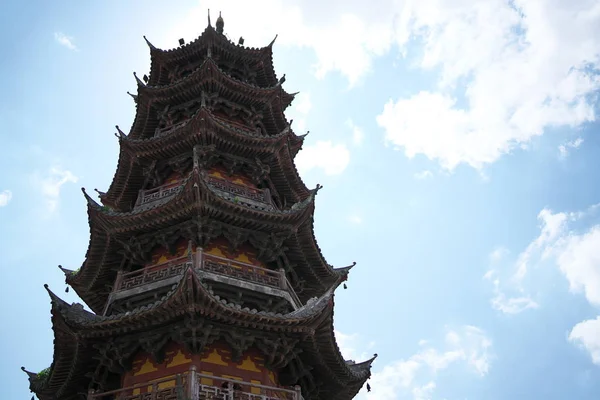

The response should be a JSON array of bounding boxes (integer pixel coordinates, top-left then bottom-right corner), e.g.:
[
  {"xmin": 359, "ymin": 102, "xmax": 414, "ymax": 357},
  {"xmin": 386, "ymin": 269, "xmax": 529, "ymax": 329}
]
[
  {"xmin": 135, "ymin": 183, "xmax": 184, "ymax": 208},
  {"xmin": 154, "ymin": 120, "xmax": 189, "ymax": 138},
  {"xmin": 116, "ymin": 256, "xmax": 190, "ymax": 291},
  {"xmin": 107, "ymin": 250, "xmax": 302, "ymax": 312},
  {"xmin": 87, "ymin": 366, "xmax": 303, "ymax": 400},
  {"xmin": 206, "ymin": 176, "xmax": 272, "ymax": 207},
  {"xmin": 199, "ymin": 253, "xmax": 282, "ymax": 289}
]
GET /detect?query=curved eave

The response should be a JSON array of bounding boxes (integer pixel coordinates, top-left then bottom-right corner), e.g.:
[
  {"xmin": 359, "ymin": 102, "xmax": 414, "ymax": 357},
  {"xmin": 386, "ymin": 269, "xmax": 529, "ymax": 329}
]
[
  {"xmin": 155, "ymin": 25, "xmax": 279, "ymax": 87},
  {"xmin": 101, "ymin": 137, "xmax": 141, "ymax": 210},
  {"xmin": 274, "ymin": 140, "xmax": 311, "ymax": 203},
  {"xmin": 86, "ymin": 169, "xmax": 315, "ymax": 235},
  {"xmin": 67, "ymin": 203, "xmax": 121, "ymax": 313},
  {"xmin": 124, "ymin": 107, "xmax": 292, "ymax": 158},
  {"xmin": 26, "ymin": 286, "xmax": 96, "ymax": 400},
  {"xmin": 141, "ymin": 57, "xmax": 292, "ymax": 106},
  {"xmin": 299, "ymin": 300, "xmax": 374, "ymax": 399},
  {"xmin": 63, "ymin": 267, "xmax": 333, "ymax": 337},
  {"xmin": 103, "ymin": 107, "xmax": 295, "ymax": 212}
]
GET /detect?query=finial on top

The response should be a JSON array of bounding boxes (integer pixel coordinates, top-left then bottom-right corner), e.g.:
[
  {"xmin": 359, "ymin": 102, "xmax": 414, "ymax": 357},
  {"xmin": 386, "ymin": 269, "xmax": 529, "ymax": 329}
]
[
  {"xmin": 208, "ymin": 9, "xmax": 211, "ymax": 26},
  {"xmin": 216, "ymin": 11, "xmax": 224, "ymax": 34}
]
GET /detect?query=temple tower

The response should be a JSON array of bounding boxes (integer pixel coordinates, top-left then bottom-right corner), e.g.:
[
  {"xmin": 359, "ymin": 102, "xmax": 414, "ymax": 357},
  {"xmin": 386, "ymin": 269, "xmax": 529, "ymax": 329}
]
[{"xmin": 23, "ymin": 13, "xmax": 375, "ymax": 400}]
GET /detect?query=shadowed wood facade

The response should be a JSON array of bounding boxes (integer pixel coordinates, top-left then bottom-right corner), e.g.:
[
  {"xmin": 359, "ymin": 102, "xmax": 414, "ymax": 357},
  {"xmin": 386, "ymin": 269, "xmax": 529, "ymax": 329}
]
[{"xmin": 23, "ymin": 12, "xmax": 375, "ymax": 400}]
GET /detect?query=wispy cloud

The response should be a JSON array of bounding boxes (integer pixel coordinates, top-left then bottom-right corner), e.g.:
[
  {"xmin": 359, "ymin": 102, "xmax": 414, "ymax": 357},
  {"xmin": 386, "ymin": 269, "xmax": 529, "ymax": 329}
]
[
  {"xmin": 54, "ymin": 32, "xmax": 78, "ymax": 51},
  {"xmin": 486, "ymin": 203, "xmax": 600, "ymax": 364},
  {"xmin": 0, "ymin": 190, "xmax": 13, "ymax": 207},
  {"xmin": 558, "ymin": 137, "xmax": 584, "ymax": 159},
  {"xmin": 32, "ymin": 166, "xmax": 78, "ymax": 213},
  {"xmin": 346, "ymin": 119, "xmax": 365, "ymax": 146},
  {"xmin": 360, "ymin": 325, "xmax": 493, "ymax": 400},
  {"xmin": 414, "ymin": 170, "xmax": 433, "ymax": 180},
  {"xmin": 295, "ymin": 140, "xmax": 350, "ymax": 176}
]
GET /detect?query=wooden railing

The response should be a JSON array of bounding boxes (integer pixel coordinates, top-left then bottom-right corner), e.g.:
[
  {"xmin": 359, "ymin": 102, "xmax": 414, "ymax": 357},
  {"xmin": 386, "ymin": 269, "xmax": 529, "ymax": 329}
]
[
  {"xmin": 88, "ymin": 365, "xmax": 303, "ymax": 400},
  {"xmin": 135, "ymin": 183, "xmax": 184, "ymax": 208},
  {"xmin": 154, "ymin": 120, "xmax": 189, "ymax": 138},
  {"xmin": 109, "ymin": 249, "xmax": 302, "ymax": 309},
  {"xmin": 115, "ymin": 256, "xmax": 191, "ymax": 291}
]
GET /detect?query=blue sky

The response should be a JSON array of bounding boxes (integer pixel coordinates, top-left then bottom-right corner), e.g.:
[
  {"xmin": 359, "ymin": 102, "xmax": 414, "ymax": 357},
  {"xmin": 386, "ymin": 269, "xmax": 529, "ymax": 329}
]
[{"xmin": 2, "ymin": 1, "xmax": 600, "ymax": 399}]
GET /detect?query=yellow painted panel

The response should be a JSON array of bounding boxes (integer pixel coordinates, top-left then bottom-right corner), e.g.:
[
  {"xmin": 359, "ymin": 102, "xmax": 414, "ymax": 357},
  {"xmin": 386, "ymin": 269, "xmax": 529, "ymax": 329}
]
[
  {"xmin": 234, "ymin": 253, "xmax": 253, "ymax": 264},
  {"xmin": 200, "ymin": 370, "xmax": 214, "ymax": 386},
  {"xmin": 134, "ymin": 359, "xmax": 158, "ymax": 376},
  {"xmin": 166, "ymin": 350, "xmax": 191, "ymax": 368},
  {"xmin": 238, "ymin": 356, "xmax": 261, "ymax": 372},
  {"xmin": 207, "ymin": 247, "xmax": 226, "ymax": 257},
  {"xmin": 268, "ymin": 371, "xmax": 275, "ymax": 382},
  {"xmin": 133, "ymin": 388, "xmax": 140, "ymax": 395},
  {"xmin": 251, "ymin": 379, "xmax": 260, "ymax": 394},
  {"xmin": 209, "ymin": 171, "xmax": 224, "ymax": 178},
  {"xmin": 201, "ymin": 348, "xmax": 228, "ymax": 365}
]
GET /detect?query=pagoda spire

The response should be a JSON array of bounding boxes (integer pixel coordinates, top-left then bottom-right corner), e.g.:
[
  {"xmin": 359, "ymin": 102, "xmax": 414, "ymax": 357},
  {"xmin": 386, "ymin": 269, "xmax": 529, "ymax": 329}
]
[{"xmin": 216, "ymin": 11, "xmax": 224, "ymax": 34}]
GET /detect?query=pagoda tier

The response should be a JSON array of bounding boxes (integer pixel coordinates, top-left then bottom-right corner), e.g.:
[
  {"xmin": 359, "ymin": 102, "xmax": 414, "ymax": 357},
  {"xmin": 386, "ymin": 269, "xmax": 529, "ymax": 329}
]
[
  {"xmin": 100, "ymin": 103, "xmax": 308, "ymax": 210},
  {"xmin": 24, "ymin": 272, "xmax": 374, "ymax": 400},
  {"xmin": 130, "ymin": 57, "xmax": 293, "ymax": 140},
  {"xmin": 102, "ymin": 108, "xmax": 307, "ymax": 211},
  {"xmin": 145, "ymin": 25, "xmax": 279, "ymax": 88},
  {"xmin": 66, "ymin": 179, "xmax": 349, "ymax": 313},
  {"xmin": 26, "ymin": 13, "xmax": 374, "ymax": 400}
]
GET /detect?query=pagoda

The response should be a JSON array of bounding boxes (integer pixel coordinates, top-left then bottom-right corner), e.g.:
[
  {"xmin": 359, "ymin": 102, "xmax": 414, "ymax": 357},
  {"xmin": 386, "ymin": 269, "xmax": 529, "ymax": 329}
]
[{"xmin": 23, "ymin": 12, "xmax": 375, "ymax": 400}]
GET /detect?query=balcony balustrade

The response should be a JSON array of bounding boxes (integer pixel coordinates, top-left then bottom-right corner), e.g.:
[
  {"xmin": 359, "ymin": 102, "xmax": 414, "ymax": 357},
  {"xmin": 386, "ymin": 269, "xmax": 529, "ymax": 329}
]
[
  {"xmin": 154, "ymin": 120, "xmax": 189, "ymax": 138},
  {"xmin": 206, "ymin": 176, "xmax": 274, "ymax": 211},
  {"xmin": 87, "ymin": 366, "xmax": 303, "ymax": 400},
  {"xmin": 104, "ymin": 249, "xmax": 302, "ymax": 315},
  {"xmin": 135, "ymin": 183, "xmax": 184, "ymax": 209}
]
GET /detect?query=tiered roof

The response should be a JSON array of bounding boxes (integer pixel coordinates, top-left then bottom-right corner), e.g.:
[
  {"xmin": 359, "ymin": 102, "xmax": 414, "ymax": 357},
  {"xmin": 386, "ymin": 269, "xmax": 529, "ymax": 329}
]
[
  {"xmin": 25, "ymin": 13, "xmax": 374, "ymax": 400},
  {"xmin": 25, "ymin": 268, "xmax": 374, "ymax": 400}
]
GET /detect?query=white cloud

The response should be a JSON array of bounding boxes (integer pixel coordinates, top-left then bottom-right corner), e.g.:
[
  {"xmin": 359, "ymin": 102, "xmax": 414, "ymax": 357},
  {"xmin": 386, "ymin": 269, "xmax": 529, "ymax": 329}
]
[
  {"xmin": 33, "ymin": 167, "xmax": 78, "ymax": 212},
  {"xmin": 165, "ymin": 0, "xmax": 395, "ymax": 87},
  {"xmin": 346, "ymin": 119, "xmax": 365, "ymax": 146},
  {"xmin": 360, "ymin": 326, "xmax": 492, "ymax": 400},
  {"xmin": 161, "ymin": 2, "xmax": 599, "ymax": 170},
  {"xmin": 294, "ymin": 92, "xmax": 312, "ymax": 115},
  {"xmin": 336, "ymin": 330, "xmax": 375, "ymax": 362},
  {"xmin": 54, "ymin": 32, "xmax": 78, "ymax": 51},
  {"xmin": 0, "ymin": 190, "xmax": 12, "ymax": 207},
  {"xmin": 295, "ymin": 140, "xmax": 350, "ymax": 175},
  {"xmin": 377, "ymin": 1, "xmax": 600, "ymax": 171},
  {"xmin": 569, "ymin": 317, "xmax": 600, "ymax": 365},
  {"xmin": 487, "ymin": 203, "xmax": 600, "ymax": 364},
  {"xmin": 559, "ymin": 137, "xmax": 584, "ymax": 159},
  {"xmin": 414, "ymin": 170, "xmax": 433, "ymax": 180}
]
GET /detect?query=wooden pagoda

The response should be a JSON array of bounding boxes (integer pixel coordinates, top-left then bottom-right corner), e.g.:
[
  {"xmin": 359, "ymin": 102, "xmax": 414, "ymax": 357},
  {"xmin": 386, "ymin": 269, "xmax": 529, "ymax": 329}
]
[{"xmin": 23, "ymin": 12, "xmax": 375, "ymax": 400}]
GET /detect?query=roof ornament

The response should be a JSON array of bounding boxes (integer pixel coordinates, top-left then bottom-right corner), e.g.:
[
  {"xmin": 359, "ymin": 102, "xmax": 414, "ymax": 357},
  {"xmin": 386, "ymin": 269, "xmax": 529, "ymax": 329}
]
[
  {"xmin": 143, "ymin": 35, "xmax": 156, "ymax": 50},
  {"xmin": 208, "ymin": 9, "xmax": 211, "ymax": 26},
  {"xmin": 115, "ymin": 125, "xmax": 127, "ymax": 138},
  {"xmin": 133, "ymin": 72, "xmax": 146, "ymax": 87},
  {"xmin": 268, "ymin": 34, "xmax": 279, "ymax": 48},
  {"xmin": 278, "ymin": 74, "xmax": 286, "ymax": 85},
  {"xmin": 238, "ymin": 37, "xmax": 244, "ymax": 46},
  {"xmin": 367, "ymin": 383, "xmax": 371, "ymax": 392},
  {"xmin": 126, "ymin": 91, "xmax": 137, "ymax": 103},
  {"xmin": 216, "ymin": 11, "xmax": 224, "ymax": 34},
  {"xmin": 179, "ymin": 38, "xmax": 185, "ymax": 46}
]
